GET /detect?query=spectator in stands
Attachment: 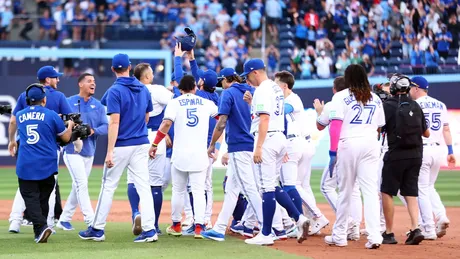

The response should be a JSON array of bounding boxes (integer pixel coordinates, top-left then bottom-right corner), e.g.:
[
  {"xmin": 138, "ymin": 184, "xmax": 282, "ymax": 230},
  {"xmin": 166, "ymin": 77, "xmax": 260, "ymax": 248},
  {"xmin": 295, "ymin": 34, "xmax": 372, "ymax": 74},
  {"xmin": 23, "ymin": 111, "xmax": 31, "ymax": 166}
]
[
  {"xmin": 53, "ymin": 4, "xmax": 64, "ymax": 39},
  {"xmin": 380, "ymin": 19, "xmax": 392, "ymax": 39},
  {"xmin": 113, "ymin": 0, "xmax": 127, "ymax": 18},
  {"xmin": 316, "ymin": 22, "xmax": 327, "ymax": 40},
  {"xmin": 360, "ymin": 54, "xmax": 374, "ymax": 76},
  {"xmin": 208, "ymin": 0, "xmax": 222, "ymax": 17},
  {"xmin": 180, "ymin": 0, "xmax": 195, "ymax": 23},
  {"xmin": 235, "ymin": 17, "xmax": 250, "ymax": 37},
  {"xmin": 19, "ymin": 9, "xmax": 33, "ymax": 41},
  {"xmin": 295, "ymin": 19, "xmax": 308, "ymax": 49},
  {"xmin": 316, "ymin": 36, "xmax": 334, "ymax": 57},
  {"xmin": 106, "ymin": 4, "xmax": 120, "ymax": 25},
  {"xmin": 235, "ymin": 39, "xmax": 248, "ymax": 61},
  {"xmin": 307, "ymin": 25, "xmax": 316, "ymax": 48},
  {"xmin": 410, "ymin": 1, "xmax": 425, "ymax": 34},
  {"xmin": 209, "ymin": 25, "xmax": 224, "ymax": 47},
  {"xmin": 72, "ymin": 6, "xmax": 85, "ymax": 41},
  {"xmin": 154, "ymin": 0, "xmax": 167, "ymax": 23},
  {"xmin": 411, "ymin": 44, "xmax": 424, "ymax": 74},
  {"xmin": 301, "ymin": 57, "xmax": 313, "ymax": 79},
  {"xmin": 348, "ymin": 35, "xmax": 362, "ymax": 52},
  {"xmin": 447, "ymin": 13, "xmax": 460, "ymax": 49},
  {"xmin": 206, "ymin": 54, "xmax": 220, "ymax": 71},
  {"xmin": 379, "ymin": 31, "xmax": 391, "ymax": 59},
  {"xmin": 305, "ymin": 46, "xmax": 317, "ymax": 74},
  {"xmin": 39, "ymin": 9, "xmax": 55, "ymax": 40},
  {"xmin": 96, "ymin": 5, "xmax": 107, "ymax": 41},
  {"xmin": 389, "ymin": 5, "xmax": 402, "ymax": 40},
  {"xmin": 335, "ymin": 50, "xmax": 351, "ymax": 76},
  {"xmin": 141, "ymin": 0, "xmax": 155, "ymax": 23},
  {"xmin": 231, "ymin": 9, "xmax": 246, "ymax": 29},
  {"xmin": 305, "ymin": 8, "xmax": 319, "ymax": 28},
  {"xmin": 369, "ymin": 2, "xmax": 383, "ymax": 31},
  {"xmin": 425, "ymin": 44, "xmax": 440, "ymax": 74},
  {"xmin": 0, "ymin": 6, "xmax": 13, "ymax": 40},
  {"xmin": 266, "ymin": 0, "xmax": 281, "ymax": 41},
  {"xmin": 368, "ymin": 20, "xmax": 378, "ymax": 40},
  {"xmin": 418, "ymin": 28, "xmax": 430, "ymax": 51},
  {"xmin": 85, "ymin": 3, "xmax": 96, "ymax": 41},
  {"xmin": 129, "ymin": 0, "xmax": 142, "ymax": 26},
  {"xmin": 323, "ymin": 12, "xmax": 338, "ymax": 42},
  {"xmin": 436, "ymin": 24, "xmax": 453, "ymax": 59},
  {"xmin": 315, "ymin": 50, "xmax": 332, "ymax": 79},
  {"xmin": 249, "ymin": 5, "xmax": 262, "ymax": 46},
  {"xmin": 349, "ymin": 0, "xmax": 361, "ymax": 25},
  {"xmin": 221, "ymin": 52, "xmax": 237, "ymax": 70},
  {"xmin": 266, "ymin": 44, "xmax": 279, "ymax": 77},
  {"xmin": 37, "ymin": 0, "xmax": 49, "ymax": 14},
  {"xmin": 400, "ymin": 25, "xmax": 415, "ymax": 59},
  {"xmin": 215, "ymin": 9, "xmax": 230, "ymax": 28},
  {"xmin": 253, "ymin": 0, "xmax": 264, "ymax": 14},
  {"xmin": 334, "ymin": 3, "xmax": 347, "ymax": 27},
  {"xmin": 362, "ymin": 31, "xmax": 376, "ymax": 58},
  {"xmin": 349, "ymin": 49, "xmax": 363, "ymax": 64},
  {"xmin": 426, "ymin": 8, "xmax": 440, "ymax": 33}
]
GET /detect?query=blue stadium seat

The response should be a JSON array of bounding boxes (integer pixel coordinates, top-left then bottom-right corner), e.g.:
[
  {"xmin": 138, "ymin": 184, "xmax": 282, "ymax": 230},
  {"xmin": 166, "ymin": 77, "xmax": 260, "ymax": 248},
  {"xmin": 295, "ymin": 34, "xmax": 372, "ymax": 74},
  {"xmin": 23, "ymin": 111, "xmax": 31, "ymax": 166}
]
[
  {"xmin": 441, "ymin": 65, "xmax": 459, "ymax": 74},
  {"xmin": 335, "ymin": 32, "xmax": 346, "ymax": 40},
  {"xmin": 280, "ymin": 24, "xmax": 292, "ymax": 32},
  {"xmin": 386, "ymin": 66, "xmax": 399, "ymax": 74},
  {"xmin": 445, "ymin": 57, "xmax": 458, "ymax": 65},
  {"xmin": 399, "ymin": 66, "xmax": 413, "ymax": 75},
  {"xmin": 375, "ymin": 57, "xmax": 388, "ymax": 66},
  {"xmin": 279, "ymin": 40, "xmax": 295, "ymax": 49},
  {"xmin": 449, "ymin": 48, "xmax": 459, "ymax": 57},
  {"xmin": 335, "ymin": 41, "xmax": 346, "ymax": 48},
  {"xmin": 388, "ymin": 57, "xmax": 401, "ymax": 66},
  {"xmin": 374, "ymin": 66, "xmax": 386, "ymax": 75},
  {"xmin": 280, "ymin": 57, "xmax": 291, "ymax": 67},
  {"xmin": 280, "ymin": 31, "xmax": 294, "ymax": 40},
  {"xmin": 100, "ymin": 41, "xmax": 161, "ymax": 50},
  {"xmin": 280, "ymin": 49, "xmax": 292, "ymax": 57},
  {"xmin": 391, "ymin": 42, "xmax": 402, "ymax": 49},
  {"xmin": 390, "ymin": 49, "xmax": 402, "ymax": 58}
]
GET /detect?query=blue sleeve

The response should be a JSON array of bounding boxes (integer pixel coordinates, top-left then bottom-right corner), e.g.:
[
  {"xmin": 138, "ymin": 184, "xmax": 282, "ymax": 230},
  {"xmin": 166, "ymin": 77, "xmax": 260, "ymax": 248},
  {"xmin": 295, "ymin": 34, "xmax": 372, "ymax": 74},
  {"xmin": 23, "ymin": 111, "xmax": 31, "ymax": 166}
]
[
  {"xmin": 173, "ymin": 87, "xmax": 181, "ymax": 98},
  {"xmin": 249, "ymin": 86, "xmax": 255, "ymax": 95},
  {"xmin": 93, "ymin": 106, "xmax": 108, "ymax": 136},
  {"xmin": 52, "ymin": 111, "xmax": 66, "ymax": 136},
  {"xmin": 218, "ymin": 90, "xmax": 232, "ymax": 116},
  {"xmin": 174, "ymin": 56, "xmax": 184, "ymax": 83},
  {"xmin": 106, "ymin": 89, "xmax": 121, "ymax": 115},
  {"xmin": 189, "ymin": 59, "xmax": 201, "ymax": 83},
  {"xmin": 59, "ymin": 93, "xmax": 73, "ymax": 114},
  {"xmin": 284, "ymin": 103, "xmax": 294, "ymax": 114},
  {"xmin": 101, "ymin": 91, "xmax": 108, "ymax": 106},
  {"xmin": 146, "ymin": 89, "xmax": 153, "ymax": 113},
  {"xmin": 13, "ymin": 93, "xmax": 26, "ymax": 116}
]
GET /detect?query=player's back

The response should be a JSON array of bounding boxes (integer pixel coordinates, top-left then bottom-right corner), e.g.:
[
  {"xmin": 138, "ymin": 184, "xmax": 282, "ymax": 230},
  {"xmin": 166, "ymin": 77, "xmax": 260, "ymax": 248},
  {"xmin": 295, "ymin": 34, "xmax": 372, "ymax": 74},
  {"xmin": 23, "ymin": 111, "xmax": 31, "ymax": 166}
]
[
  {"xmin": 330, "ymin": 89, "xmax": 385, "ymax": 139},
  {"xmin": 13, "ymin": 86, "xmax": 72, "ymax": 116},
  {"xmin": 250, "ymin": 79, "xmax": 285, "ymax": 134},
  {"xmin": 285, "ymin": 92, "xmax": 304, "ymax": 136},
  {"xmin": 165, "ymin": 93, "xmax": 218, "ymax": 172},
  {"xmin": 196, "ymin": 89, "xmax": 219, "ymax": 147},
  {"xmin": 416, "ymin": 95, "xmax": 447, "ymax": 144},
  {"xmin": 146, "ymin": 84, "xmax": 173, "ymax": 131}
]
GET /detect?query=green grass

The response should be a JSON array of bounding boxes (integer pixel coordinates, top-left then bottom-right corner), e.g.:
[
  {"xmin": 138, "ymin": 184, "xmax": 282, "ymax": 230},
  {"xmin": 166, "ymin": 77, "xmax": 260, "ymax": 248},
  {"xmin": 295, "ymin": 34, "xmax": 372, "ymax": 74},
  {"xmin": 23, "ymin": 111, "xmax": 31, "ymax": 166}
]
[
  {"xmin": 0, "ymin": 167, "xmax": 459, "ymax": 206},
  {"xmin": 0, "ymin": 222, "xmax": 308, "ymax": 259}
]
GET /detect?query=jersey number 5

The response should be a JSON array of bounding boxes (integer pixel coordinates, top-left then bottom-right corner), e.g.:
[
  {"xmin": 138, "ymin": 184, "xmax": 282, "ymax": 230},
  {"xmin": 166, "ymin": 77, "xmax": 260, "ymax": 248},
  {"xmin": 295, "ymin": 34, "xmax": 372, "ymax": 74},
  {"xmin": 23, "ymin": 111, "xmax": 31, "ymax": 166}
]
[
  {"xmin": 186, "ymin": 108, "xmax": 199, "ymax": 127},
  {"xmin": 424, "ymin": 112, "xmax": 441, "ymax": 131},
  {"xmin": 350, "ymin": 104, "xmax": 376, "ymax": 124},
  {"xmin": 26, "ymin": 124, "xmax": 40, "ymax": 144}
]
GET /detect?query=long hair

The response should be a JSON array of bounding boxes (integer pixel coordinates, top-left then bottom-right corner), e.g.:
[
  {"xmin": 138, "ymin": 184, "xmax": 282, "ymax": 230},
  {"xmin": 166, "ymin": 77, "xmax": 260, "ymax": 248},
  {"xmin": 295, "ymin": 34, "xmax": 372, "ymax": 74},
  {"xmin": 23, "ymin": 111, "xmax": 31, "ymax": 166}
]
[{"xmin": 344, "ymin": 64, "xmax": 372, "ymax": 105}]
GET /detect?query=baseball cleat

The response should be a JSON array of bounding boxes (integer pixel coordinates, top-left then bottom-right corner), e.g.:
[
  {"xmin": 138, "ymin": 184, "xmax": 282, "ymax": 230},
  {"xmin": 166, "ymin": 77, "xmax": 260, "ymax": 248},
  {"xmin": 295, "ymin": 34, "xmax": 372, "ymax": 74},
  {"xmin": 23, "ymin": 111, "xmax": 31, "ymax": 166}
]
[
  {"xmin": 309, "ymin": 215, "xmax": 329, "ymax": 235},
  {"xmin": 202, "ymin": 229, "xmax": 225, "ymax": 242},
  {"xmin": 56, "ymin": 221, "xmax": 74, "ymax": 231},
  {"xmin": 79, "ymin": 227, "xmax": 106, "ymax": 242},
  {"xmin": 181, "ymin": 216, "xmax": 194, "ymax": 229},
  {"xmin": 230, "ymin": 222, "xmax": 244, "ymax": 234},
  {"xmin": 365, "ymin": 242, "xmax": 381, "ymax": 249},
  {"xmin": 134, "ymin": 229, "xmax": 158, "ymax": 243},
  {"xmin": 182, "ymin": 224, "xmax": 195, "ymax": 236},
  {"xmin": 155, "ymin": 226, "xmax": 162, "ymax": 235},
  {"xmin": 296, "ymin": 216, "xmax": 310, "ymax": 244},
  {"xmin": 286, "ymin": 224, "xmax": 298, "ymax": 238},
  {"xmin": 245, "ymin": 232, "xmax": 274, "ymax": 246},
  {"xmin": 8, "ymin": 220, "xmax": 21, "ymax": 233},
  {"xmin": 324, "ymin": 236, "xmax": 347, "ymax": 247},
  {"xmin": 166, "ymin": 223, "xmax": 183, "ymax": 237},
  {"xmin": 194, "ymin": 224, "xmax": 204, "ymax": 239},
  {"xmin": 436, "ymin": 219, "xmax": 450, "ymax": 238},
  {"xmin": 242, "ymin": 225, "xmax": 254, "ymax": 238},
  {"xmin": 36, "ymin": 227, "xmax": 53, "ymax": 243},
  {"xmin": 132, "ymin": 213, "xmax": 142, "ymax": 236},
  {"xmin": 382, "ymin": 232, "xmax": 398, "ymax": 244},
  {"xmin": 421, "ymin": 231, "xmax": 437, "ymax": 240},
  {"xmin": 272, "ymin": 228, "xmax": 288, "ymax": 241}
]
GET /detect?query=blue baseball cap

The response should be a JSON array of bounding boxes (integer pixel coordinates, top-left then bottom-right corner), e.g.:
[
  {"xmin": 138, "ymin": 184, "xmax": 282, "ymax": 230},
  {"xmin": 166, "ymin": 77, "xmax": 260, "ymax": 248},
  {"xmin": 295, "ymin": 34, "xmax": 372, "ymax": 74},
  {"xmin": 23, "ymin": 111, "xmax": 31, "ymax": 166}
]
[
  {"xmin": 27, "ymin": 85, "xmax": 47, "ymax": 102},
  {"xmin": 37, "ymin": 66, "xmax": 63, "ymax": 80},
  {"xmin": 411, "ymin": 76, "xmax": 429, "ymax": 89},
  {"xmin": 198, "ymin": 70, "xmax": 218, "ymax": 89},
  {"xmin": 112, "ymin": 53, "xmax": 131, "ymax": 69},
  {"xmin": 240, "ymin": 58, "xmax": 265, "ymax": 77},
  {"xmin": 219, "ymin": 68, "xmax": 238, "ymax": 78}
]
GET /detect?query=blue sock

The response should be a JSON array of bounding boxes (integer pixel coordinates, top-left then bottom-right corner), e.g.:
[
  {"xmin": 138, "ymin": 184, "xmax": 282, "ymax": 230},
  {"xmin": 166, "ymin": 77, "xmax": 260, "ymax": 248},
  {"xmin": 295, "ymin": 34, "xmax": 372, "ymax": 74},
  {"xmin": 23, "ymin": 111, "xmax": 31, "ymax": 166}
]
[
  {"xmin": 284, "ymin": 186, "xmax": 303, "ymax": 215},
  {"xmin": 275, "ymin": 186, "xmax": 301, "ymax": 222},
  {"xmin": 232, "ymin": 194, "xmax": 247, "ymax": 221},
  {"xmin": 151, "ymin": 186, "xmax": 163, "ymax": 229},
  {"xmin": 262, "ymin": 192, "xmax": 276, "ymax": 236},
  {"xmin": 127, "ymin": 183, "xmax": 139, "ymax": 216},
  {"xmin": 189, "ymin": 192, "xmax": 195, "ymax": 215}
]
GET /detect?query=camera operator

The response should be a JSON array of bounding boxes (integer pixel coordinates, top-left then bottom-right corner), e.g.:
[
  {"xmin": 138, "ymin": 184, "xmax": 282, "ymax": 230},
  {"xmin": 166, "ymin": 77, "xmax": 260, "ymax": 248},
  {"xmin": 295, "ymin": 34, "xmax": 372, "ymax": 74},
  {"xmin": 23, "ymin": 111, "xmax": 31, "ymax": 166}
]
[
  {"xmin": 8, "ymin": 66, "xmax": 72, "ymax": 233},
  {"xmin": 57, "ymin": 73, "xmax": 108, "ymax": 230},
  {"xmin": 380, "ymin": 75, "xmax": 430, "ymax": 245},
  {"xmin": 14, "ymin": 84, "xmax": 74, "ymax": 243}
]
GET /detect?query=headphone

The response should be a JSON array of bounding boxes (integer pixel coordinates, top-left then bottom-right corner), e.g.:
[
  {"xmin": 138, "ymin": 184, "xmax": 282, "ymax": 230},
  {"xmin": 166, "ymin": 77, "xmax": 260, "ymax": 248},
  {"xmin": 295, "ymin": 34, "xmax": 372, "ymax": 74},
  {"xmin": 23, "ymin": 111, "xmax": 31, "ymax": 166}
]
[
  {"xmin": 389, "ymin": 74, "xmax": 411, "ymax": 96},
  {"xmin": 25, "ymin": 83, "xmax": 46, "ymax": 105}
]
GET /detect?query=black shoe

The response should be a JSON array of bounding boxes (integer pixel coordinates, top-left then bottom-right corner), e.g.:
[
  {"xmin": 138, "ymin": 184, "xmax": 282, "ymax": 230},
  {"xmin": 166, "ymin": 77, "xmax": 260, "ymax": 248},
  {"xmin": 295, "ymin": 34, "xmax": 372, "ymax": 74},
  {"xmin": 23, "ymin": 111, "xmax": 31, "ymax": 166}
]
[
  {"xmin": 405, "ymin": 228, "xmax": 424, "ymax": 245},
  {"xmin": 382, "ymin": 232, "xmax": 398, "ymax": 244}
]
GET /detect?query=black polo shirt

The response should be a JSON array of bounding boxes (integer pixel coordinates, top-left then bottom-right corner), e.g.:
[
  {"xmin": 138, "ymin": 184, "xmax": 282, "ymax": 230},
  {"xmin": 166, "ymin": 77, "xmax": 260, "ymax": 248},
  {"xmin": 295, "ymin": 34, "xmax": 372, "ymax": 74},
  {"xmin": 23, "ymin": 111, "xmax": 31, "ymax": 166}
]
[{"xmin": 383, "ymin": 95, "xmax": 427, "ymax": 160}]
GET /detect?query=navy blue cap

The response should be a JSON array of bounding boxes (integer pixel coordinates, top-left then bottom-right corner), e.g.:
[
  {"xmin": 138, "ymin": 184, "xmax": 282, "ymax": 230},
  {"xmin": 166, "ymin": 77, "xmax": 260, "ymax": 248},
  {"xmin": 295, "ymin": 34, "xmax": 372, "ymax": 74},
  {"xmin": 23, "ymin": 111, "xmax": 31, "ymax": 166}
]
[
  {"xmin": 112, "ymin": 53, "xmax": 131, "ymax": 69},
  {"xmin": 37, "ymin": 66, "xmax": 63, "ymax": 80},
  {"xmin": 411, "ymin": 76, "xmax": 429, "ymax": 89},
  {"xmin": 240, "ymin": 58, "xmax": 265, "ymax": 77},
  {"xmin": 219, "ymin": 68, "xmax": 237, "ymax": 78},
  {"xmin": 199, "ymin": 70, "xmax": 218, "ymax": 89},
  {"xmin": 27, "ymin": 85, "xmax": 47, "ymax": 102},
  {"xmin": 175, "ymin": 27, "xmax": 197, "ymax": 51}
]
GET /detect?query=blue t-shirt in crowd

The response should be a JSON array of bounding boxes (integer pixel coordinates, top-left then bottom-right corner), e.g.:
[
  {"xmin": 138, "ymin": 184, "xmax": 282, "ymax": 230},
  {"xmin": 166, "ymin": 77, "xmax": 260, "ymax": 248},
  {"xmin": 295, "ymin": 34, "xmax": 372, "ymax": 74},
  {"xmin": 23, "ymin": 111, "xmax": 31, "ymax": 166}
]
[
  {"xmin": 295, "ymin": 24, "xmax": 307, "ymax": 39},
  {"xmin": 436, "ymin": 32, "xmax": 453, "ymax": 51}
]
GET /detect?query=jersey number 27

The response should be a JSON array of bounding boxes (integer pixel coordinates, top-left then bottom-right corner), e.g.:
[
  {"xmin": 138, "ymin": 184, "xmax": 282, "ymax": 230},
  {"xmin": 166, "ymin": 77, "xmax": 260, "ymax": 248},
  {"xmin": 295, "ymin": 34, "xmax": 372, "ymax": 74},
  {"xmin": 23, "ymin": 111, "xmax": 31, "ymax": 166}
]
[{"xmin": 350, "ymin": 104, "xmax": 376, "ymax": 124}]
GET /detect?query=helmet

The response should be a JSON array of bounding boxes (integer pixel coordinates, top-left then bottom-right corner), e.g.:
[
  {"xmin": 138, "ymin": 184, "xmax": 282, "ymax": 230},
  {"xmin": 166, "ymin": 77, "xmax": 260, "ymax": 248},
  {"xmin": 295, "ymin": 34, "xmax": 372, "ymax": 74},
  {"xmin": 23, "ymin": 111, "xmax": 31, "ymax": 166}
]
[
  {"xmin": 175, "ymin": 27, "xmax": 196, "ymax": 51},
  {"xmin": 389, "ymin": 74, "xmax": 411, "ymax": 96}
]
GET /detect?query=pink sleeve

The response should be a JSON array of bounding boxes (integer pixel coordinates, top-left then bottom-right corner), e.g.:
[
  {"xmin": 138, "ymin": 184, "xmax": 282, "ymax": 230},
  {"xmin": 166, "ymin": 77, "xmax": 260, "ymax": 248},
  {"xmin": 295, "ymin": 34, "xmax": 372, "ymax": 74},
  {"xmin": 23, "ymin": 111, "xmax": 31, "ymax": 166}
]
[{"xmin": 329, "ymin": 119, "xmax": 343, "ymax": 152}]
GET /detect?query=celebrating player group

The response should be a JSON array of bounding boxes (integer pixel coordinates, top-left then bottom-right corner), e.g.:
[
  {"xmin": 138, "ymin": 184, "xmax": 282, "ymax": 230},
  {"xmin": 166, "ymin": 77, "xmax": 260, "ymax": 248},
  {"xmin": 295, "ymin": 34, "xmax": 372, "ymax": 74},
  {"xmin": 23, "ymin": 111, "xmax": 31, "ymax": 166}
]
[{"xmin": 7, "ymin": 28, "xmax": 455, "ymax": 249}]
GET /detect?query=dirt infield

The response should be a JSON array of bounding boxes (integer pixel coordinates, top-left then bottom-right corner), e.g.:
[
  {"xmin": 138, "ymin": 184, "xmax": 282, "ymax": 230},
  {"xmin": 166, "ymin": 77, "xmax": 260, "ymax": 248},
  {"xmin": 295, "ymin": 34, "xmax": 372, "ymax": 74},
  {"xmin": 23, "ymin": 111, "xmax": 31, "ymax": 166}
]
[{"xmin": 1, "ymin": 200, "xmax": 458, "ymax": 259}]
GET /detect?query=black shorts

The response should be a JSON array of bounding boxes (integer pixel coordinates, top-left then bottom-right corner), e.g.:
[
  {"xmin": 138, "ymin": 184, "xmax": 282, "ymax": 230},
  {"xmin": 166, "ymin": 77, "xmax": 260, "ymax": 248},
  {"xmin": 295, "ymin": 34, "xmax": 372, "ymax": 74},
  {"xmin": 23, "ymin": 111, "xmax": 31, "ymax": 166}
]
[
  {"xmin": 267, "ymin": 17, "xmax": 279, "ymax": 25},
  {"xmin": 381, "ymin": 155, "xmax": 422, "ymax": 197}
]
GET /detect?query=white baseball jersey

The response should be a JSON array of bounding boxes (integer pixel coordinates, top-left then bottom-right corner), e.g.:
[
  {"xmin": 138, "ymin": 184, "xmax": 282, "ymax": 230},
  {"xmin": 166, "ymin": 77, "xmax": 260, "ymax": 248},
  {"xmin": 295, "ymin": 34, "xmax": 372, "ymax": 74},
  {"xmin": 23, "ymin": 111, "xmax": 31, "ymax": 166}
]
[
  {"xmin": 329, "ymin": 89, "xmax": 385, "ymax": 139},
  {"xmin": 163, "ymin": 93, "xmax": 218, "ymax": 172},
  {"xmin": 416, "ymin": 95, "xmax": 448, "ymax": 144},
  {"xmin": 284, "ymin": 92, "xmax": 303, "ymax": 136},
  {"xmin": 146, "ymin": 84, "xmax": 174, "ymax": 117},
  {"xmin": 317, "ymin": 101, "xmax": 333, "ymax": 127},
  {"xmin": 250, "ymin": 79, "xmax": 285, "ymax": 134}
]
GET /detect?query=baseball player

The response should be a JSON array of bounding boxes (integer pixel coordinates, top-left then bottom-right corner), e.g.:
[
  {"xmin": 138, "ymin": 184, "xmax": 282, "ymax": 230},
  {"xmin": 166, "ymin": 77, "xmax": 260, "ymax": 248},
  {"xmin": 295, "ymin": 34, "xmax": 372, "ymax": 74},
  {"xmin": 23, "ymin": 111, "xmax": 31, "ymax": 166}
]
[
  {"xmin": 126, "ymin": 63, "xmax": 173, "ymax": 235},
  {"xmin": 313, "ymin": 76, "xmax": 363, "ymax": 240},
  {"xmin": 8, "ymin": 66, "xmax": 72, "ymax": 233},
  {"xmin": 409, "ymin": 76, "xmax": 455, "ymax": 239},
  {"xmin": 79, "ymin": 53, "xmax": 157, "ymax": 243},
  {"xmin": 13, "ymin": 83, "xmax": 74, "ymax": 243},
  {"xmin": 57, "ymin": 73, "xmax": 108, "ymax": 231},
  {"xmin": 200, "ymin": 68, "xmax": 265, "ymax": 242},
  {"xmin": 240, "ymin": 58, "xmax": 310, "ymax": 246},
  {"xmin": 149, "ymin": 74, "xmax": 218, "ymax": 239},
  {"xmin": 325, "ymin": 64, "xmax": 384, "ymax": 249}
]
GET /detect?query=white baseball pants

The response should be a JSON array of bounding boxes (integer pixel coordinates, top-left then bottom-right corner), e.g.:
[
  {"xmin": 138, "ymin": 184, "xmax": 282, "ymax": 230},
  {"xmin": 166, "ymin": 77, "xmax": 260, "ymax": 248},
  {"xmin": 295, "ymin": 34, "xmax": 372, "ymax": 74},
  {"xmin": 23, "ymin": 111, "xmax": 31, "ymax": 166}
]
[
  {"xmin": 205, "ymin": 157, "xmax": 214, "ymax": 224},
  {"xmin": 61, "ymin": 153, "xmax": 94, "ymax": 225},
  {"xmin": 92, "ymin": 144, "xmax": 155, "ymax": 231},
  {"xmin": 171, "ymin": 165, "xmax": 207, "ymax": 225},
  {"xmin": 332, "ymin": 137, "xmax": 382, "ymax": 245},
  {"xmin": 162, "ymin": 157, "xmax": 172, "ymax": 191}
]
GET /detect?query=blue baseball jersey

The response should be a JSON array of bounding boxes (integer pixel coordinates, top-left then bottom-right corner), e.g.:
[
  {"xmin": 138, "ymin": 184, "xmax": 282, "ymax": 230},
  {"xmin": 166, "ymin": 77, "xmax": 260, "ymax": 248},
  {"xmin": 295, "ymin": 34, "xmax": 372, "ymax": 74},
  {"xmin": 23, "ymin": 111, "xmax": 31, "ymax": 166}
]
[
  {"xmin": 218, "ymin": 83, "xmax": 255, "ymax": 153},
  {"xmin": 16, "ymin": 106, "xmax": 66, "ymax": 180},
  {"xmin": 13, "ymin": 86, "xmax": 72, "ymax": 116},
  {"xmin": 64, "ymin": 95, "xmax": 108, "ymax": 156},
  {"xmin": 196, "ymin": 89, "xmax": 219, "ymax": 147},
  {"xmin": 102, "ymin": 77, "xmax": 153, "ymax": 147}
]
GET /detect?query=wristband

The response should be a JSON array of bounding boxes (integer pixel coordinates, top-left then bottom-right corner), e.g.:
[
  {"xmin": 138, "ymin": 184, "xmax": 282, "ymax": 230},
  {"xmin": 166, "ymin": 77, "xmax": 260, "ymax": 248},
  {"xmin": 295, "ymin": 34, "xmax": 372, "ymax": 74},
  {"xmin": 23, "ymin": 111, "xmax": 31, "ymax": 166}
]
[
  {"xmin": 329, "ymin": 150, "xmax": 337, "ymax": 156},
  {"xmin": 153, "ymin": 131, "xmax": 166, "ymax": 147},
  {"xmin": 215, "ymin": 142, "xmax": 221, "ymax": 151},
  {"xmin": 448, "ymin": 145, "xmax": 453, "ymax": 155}
]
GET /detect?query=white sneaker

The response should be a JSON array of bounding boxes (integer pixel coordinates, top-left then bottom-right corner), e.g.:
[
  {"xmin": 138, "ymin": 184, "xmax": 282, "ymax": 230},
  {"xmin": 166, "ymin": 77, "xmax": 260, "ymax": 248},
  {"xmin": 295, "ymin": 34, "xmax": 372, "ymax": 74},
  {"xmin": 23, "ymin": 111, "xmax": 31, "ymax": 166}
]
[
  {"xmin": 360, "ymin": 228, "xmax": 368, "ymax": 236},
  {"xmin": 8, "ymin": 220, "xmax": 21, "ymax": 233},
  {"xmin": 365, "ymin": 241, "xmax": 381, "ymax": 249},
  {"xmin": 296, "ymin": 216, "xmax": 310, "ymax": 244},
  {"xmin": 436, "ymin": 219, "xmax": 450, "ymax": 238},
  {"xmin": 422, "ymin": 231, "xmax": 437, "ymax": 240},
  {"xmin": 286, "ymin": 224, "xmax": 297, "ymax": 238},
  {"xmin": 308, "ymin": 215, "xmax": 329, "ymax": 235},
  {"xmin": 245, "ymin": 232, "xmax": 274, "ymax": 246},
  {"xmin": 324, "ymin": 235, "xmax": 347, "ymax": 247},
  {"xmin": 347, "ymin": 222, "xmax": 360, "ymax": 241},
  {"xmin": 181, "ymin": 217, "xmax": 194, "ymax": 230}
]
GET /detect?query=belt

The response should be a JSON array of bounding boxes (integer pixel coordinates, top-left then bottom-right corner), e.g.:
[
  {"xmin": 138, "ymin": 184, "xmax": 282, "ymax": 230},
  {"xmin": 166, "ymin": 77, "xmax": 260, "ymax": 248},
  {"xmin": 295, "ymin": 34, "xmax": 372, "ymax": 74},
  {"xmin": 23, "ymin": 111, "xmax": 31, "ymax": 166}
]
[
  {"xmin": 287, "ymin": 134, "xmax": 300, "ymax": 139},
  {"xmin": 305, "ymin": 135, "xmax": 311, "ymax": 141},
  {"xmin": 423, "ymin": 142, "xmax": 440, "ymax": 146},
  {"xmin": 252, "ymin": 130, "xmax": 282, "ymax": 136}
]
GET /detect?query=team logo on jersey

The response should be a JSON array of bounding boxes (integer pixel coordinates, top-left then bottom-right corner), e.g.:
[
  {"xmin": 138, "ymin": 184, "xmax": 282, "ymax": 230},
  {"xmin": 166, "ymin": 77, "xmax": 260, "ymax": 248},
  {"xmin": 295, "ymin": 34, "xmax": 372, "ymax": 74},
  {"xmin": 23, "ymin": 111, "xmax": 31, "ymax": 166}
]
[
  {"xmin": 256, "ymin": 104, "xmax": 264, "ymax": 110},
  {"xmin": 91, "ymin": 105, "xmax": 95, "ymax": 109}
]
